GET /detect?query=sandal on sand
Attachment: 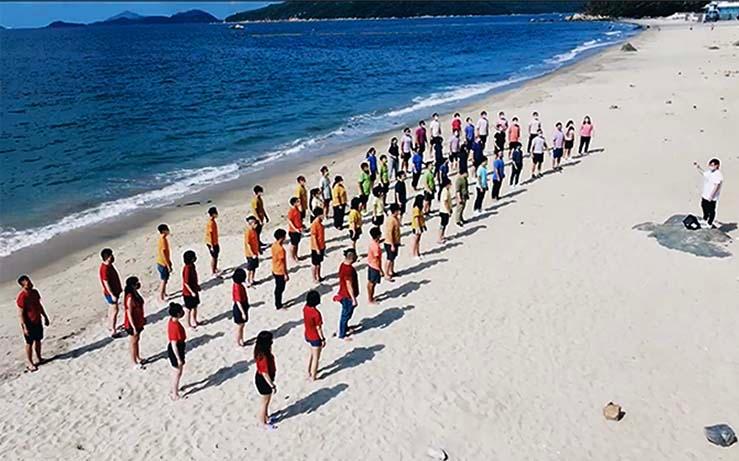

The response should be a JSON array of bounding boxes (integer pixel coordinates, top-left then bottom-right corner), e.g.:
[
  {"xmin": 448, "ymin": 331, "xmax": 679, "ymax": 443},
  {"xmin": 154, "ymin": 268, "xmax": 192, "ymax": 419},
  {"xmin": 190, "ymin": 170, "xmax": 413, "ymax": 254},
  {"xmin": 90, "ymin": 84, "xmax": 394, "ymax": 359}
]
[{"xmin": 25, "ymin": 364, "xmax": 38, "ymax": 372}]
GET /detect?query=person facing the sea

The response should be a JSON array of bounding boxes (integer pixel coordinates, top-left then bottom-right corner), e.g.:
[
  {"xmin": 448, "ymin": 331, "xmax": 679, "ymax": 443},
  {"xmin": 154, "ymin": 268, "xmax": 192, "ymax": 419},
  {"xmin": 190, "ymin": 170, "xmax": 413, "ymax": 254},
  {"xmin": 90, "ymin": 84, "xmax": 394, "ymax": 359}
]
[
  {"xmin": 438, "ymin": 178, "xmax": 453, "ymax": 243},
  {"xmin": 471, "ymin": 136, "xmax": 485, "ymax": 169},
  {"xmin": 400, "ymin": 127, "xmax": 413, "ymax": 173},
  {"xmin": 123, "ymin": 276, "xmax": 145, "ymax": 369},
  {"xmin": 430, "ymin": 112, "xmax": 442, "ymax": 145},
  {"xmin": 510, "ymin": 144, "xmax": 524, "ymax": 188},
  {"xmin": 182, "ymin": 250, "xmax": 201, "ymax": 329},
  {"xmin": 309, "ymin": 207, "xmax": 326, "ymax": 283},
  {"xmin": 347, "ymin": 197, "xmax": 363, "ymax": 251},
  {"xmin": 384, "ymin": 204, "xmax": 401, "ymax": 281},
  {"xmin": 527, "ymin": 111, "xmax": 542, "ymax": 154},
  {"xmin": 254, "ymin": 330, "xmax": 277, "ymax": 430},
  {"xmin": 531, "ymin": 129, "xmax": 548, "ymax": 179},
  {"xmin": 378, "ymin": 154, "xmax": 390, "ymax": 193},
  {"xmin": 579, "ymin": 115, "xmax": 594, "ymax": 155},
  {"xmin": 271, "ymin": 229, "xmax": 289, "ymax": 310},
  {"xmin": 231, "ymin": 268, "xmax": 249, "ymax": 347},
  {"xmin": 449, "ymin": 129, "xmax": 461, "ymax": 170},
  {"xmin": 204, "ymin": 207, "xmax": 220, "ymax": 276},
  {"xmin": 508, "ymin": 116, "xmax": 521, "ymax": 156},
  {"xmin": 415, "ymin": 120, "xmax": 428, "ymax": 156},
  {"xmin": 335, "ymin": 249, "xmax": 359, "ymax": 341},
  {"xmin": 371, "ymin": 185, "xmax": 386, "ymax": 228},
  {"xmin": 451, "ymin": 112, "xmax": 462, "ymax": 133},
  {"xmin": 476, "ymin": 111, "xmax": 489, "ymax": 150},
  {"xmin": 394, "ymin": 170, "xmax": 408, "ymax": 221},
  {"xmin": 491, "ymin": 153, "xmax": 505, "ymax": 200},
  {"xmin": 251, "ymin": 185, "xmax": 269, "ymax": 251},
  {"xmin": 367, "ymin": 226, "xmax": 384, "ymax": 305},
  {"xmin": 411, "ymin": 150, "xmax": 424, "ymax": 190},
  {"xmin": 474, "ymin": 157, "xmax": 489, "ymax": 214},
  {"xmin": 422, "ymin": 162, "xmax": 436, "ymax": 216},
  {"xmin": 244, "ymin": 216, "xmax": 260, "ymax": 287},
  {"xmin": 564, "ymin": 120, "xmax": 576, "ymax": 160},
  {"xmin": 455, "ymin": 171, "xmax": 469, "ymax": 226},
  {"xmin": 295, "ymin": 176, "xmax": 309, "ymax": 225},
  {"xmin": 155, "ymin": 224, "xmax": 173, "ymax": 302},
  {"xmin": 494, "ymin": 111, "xmax": 508, "ymax": 156},
  {"xmin": 694, "ymin": 158, "xmax": 724, "ymax": 228},
  {"xmin": 366, "ymin": 147, "xmax": 378, "ymax": 182},
  {"xmin": 552, "ymin": 122, "xmax": 565, "ymax": 171},
  {"xmin": 319, "ymin": 166, "xmax": 332, "ymax": 220},
  {"xmin": 388, "ymin": 137, "xmax": 400, "ymax": 180},
  {"xmin": 99, "ymin": 248, "xmax": 122, "ymax": 337},
  {"xmin": 166, "ymin": 302, "xmax": 186, "ymax": 401},
  {"xmin": 16, "ymin": 275, "xmax": 50, "ymax": 372},
  {"xmin": 464, "ymin": 117, "xmax": 475, "ymax": 148},
  {"xmin": 358, "ymin": 162, "xmax": 373, "ymax": 211},
  {"xmin": 287, "ymin": 197, "xmax": 303, "ymax": 263},
  {"xmin": 411, "ymin": 194, "xmax": 426, "ymax": 259},
  {"xmin": 303, "ymin": 290, "xmax": 325, "ymax": 382},
  {"xmin": 309, "ymin": 187, "xmax": 322, "ymax": 223},
  {"xmin": 332, "ymin": 175, "xmax": 348, "ymax": 230}
]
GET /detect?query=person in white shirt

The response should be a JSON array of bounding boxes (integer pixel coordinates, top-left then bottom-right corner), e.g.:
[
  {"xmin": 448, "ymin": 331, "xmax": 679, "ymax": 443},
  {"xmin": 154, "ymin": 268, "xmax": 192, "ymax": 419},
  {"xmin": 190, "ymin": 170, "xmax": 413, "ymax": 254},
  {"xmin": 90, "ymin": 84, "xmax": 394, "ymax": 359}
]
[
  {"xmin": 438, "ymin": 179, "xmax": 453, "ymax": 243},
  {"xmin": 530, "ymin": 129, "xmax": 548, "ymax": 179},
  {"xmin": 527, "ymin": 111, "xmax": 541, "ymax": 153},
  {"xmin": 429, "ymin": 112, "xmax": 442, "ymax": 142},
  {"xmin": 476, "ymin": 111, "xmax": 489, "ymax": 151},
  {"xmin": 694, "ymin": 158, "xmax": 723, "ymax": 227},
  {"xmin": 400, "ymin": 127, "xmax": 413, "ymax": 173}
]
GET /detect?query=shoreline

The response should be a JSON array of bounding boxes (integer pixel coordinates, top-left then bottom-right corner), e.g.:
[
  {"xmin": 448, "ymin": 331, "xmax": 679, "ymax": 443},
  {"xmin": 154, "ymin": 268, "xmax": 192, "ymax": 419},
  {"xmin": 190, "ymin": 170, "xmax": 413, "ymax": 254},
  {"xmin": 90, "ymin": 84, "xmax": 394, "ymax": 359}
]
[{"xmin": 0, "ymin": 24, "xmax": 637, "ymax": 283}]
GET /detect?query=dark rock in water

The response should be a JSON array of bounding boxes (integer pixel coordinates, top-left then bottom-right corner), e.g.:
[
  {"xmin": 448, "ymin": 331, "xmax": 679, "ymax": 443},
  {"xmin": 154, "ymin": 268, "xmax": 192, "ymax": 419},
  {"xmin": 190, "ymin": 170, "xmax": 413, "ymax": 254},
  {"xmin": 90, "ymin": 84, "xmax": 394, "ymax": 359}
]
[
  {"xmin": 621, "ymin": 42, "xmax": 637, "ymax": 52},
  {"xmin": 633, "ymin": 215, "xmax": 732, "ymax": 258},
  {"xmin": 704, "ymin": 424, "xmax": 737, "ymax": 447}
]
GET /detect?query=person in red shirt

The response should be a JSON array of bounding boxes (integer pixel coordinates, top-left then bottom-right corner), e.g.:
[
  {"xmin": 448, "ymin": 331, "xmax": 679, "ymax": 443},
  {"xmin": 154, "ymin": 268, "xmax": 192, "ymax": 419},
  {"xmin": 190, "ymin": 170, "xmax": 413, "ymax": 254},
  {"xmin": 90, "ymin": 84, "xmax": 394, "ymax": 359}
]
[
  {"xmin": 287, "ymin": 197, "xmax": 303, "ymax": 263},
  {"xmin": 451, "ymin": 112, "xmax": 462, "ymax": 133},
  {"xmin": 182, "ymin": 250, "xmax": 201, "ymax": 329},
  {"xmin": 232, "ymin": 268, "xmax": 249, "ymax": 347},
  {"xmin": 99, "ymin": 248, "xmax": 123, "ymax": 337},
  {"xmin": 254, "ymin": 330, "xmax": 277, "ymax": 430},
  {"xmin": 123, "ymin": 276, "xmax": 146, "ymax": 369},
  {"xmin": 367, "ymin": 227, "xmax": 384, "ymax": 305},
  {"xmin": 335, "ymin": 249, "xmax": 359, "ymax": 341},
  {"xmin": 16, "ymin": 275, "xmax": 50, "ymax": 372},
  {"xmin": 309, "ymin": 207, "xmax": 326, "ymax": 283},
  {"xmin": 166, "ymin": 302, "xmax": 186, "ymax": 400},
  {"xmin": 303, "ymin": 290, "xmax": 325, "ymax": 381}
]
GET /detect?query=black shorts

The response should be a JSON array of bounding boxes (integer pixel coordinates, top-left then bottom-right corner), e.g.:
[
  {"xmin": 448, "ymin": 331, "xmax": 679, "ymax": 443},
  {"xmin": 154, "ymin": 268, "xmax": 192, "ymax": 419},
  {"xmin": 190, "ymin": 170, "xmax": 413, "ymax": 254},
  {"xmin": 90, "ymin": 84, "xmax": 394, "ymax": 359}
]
[
  {"xmin": 440, "ymin": 212, "xmax": 450, "ymax": 227},
  {"xmin": 384, "ymin": 243, "xmax": 398, "ymax": 261},
  {"xmin": 359, "ymin": 194, "xmax": 369, "ymax": 208},
  {"xmin": 402, "ymin": 152, "xmax": 411, "ymax": 162},
  {"xmin": 207, "ymin": 244, "xmax": 220, "ymax": 258},
  {"xmin": 167, "ymin": 341, "xmax": 186, "ymax": 368},
  {"xmin": 184, "ymin": 294, "xmax": 200, "ymax": 309},
  {"xmin": 423, "ymin": 191, "xmax": 434, "ymax": 203},
  {"xmin": 368, "ymin": 267, "xmax": 382, "ymax": 284},
  {"xmin": 23, "ymin": 321, "xmax": 43, "ymax": 345},
  {"xmin": 564, "ymin": 139, "xmax": 574, "ymax": 149},
  {"xmin": 232, "ymin": 302, "xmax": 249, "ymax": 324},
  {"xmin": 349, "ymin": 229, "xmax": 362, "ymax": 242},
  {"xmin": 124, "ymin": 325, "xmax": 144, "ymax": 336},
  {"xmin": 509, "ymin": 141, "xmax": 521, "ymax": 150},
  {"xmin": 246, "ymin": 257, "xmax": 259, "ymax": 271},
  {"xmin": 311, "ymin": 249, "xmax": 325, "ymax": 266},
  {"xmin": 372, "ymin": 215, "xmax": 384, "ymax": 227},
  {"xmin": 255, "ymin": 373, "xmax": 273, "ymax": 396},
  {"xmin": 533, "ymin": 153, "xmax": 544, "ymax": 165},
  {"xmin": 289, "ymin": 231, "xmax": 302, "ymax": 246}
]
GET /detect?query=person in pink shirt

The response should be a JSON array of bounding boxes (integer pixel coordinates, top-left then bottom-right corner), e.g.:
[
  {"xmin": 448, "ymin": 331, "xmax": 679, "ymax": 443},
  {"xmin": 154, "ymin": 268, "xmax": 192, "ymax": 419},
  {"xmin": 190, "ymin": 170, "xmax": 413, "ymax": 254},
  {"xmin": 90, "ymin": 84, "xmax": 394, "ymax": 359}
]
[
  {"xmin": 507, "ymin": 116, "xmax": 521, "ymax": 156},
  {"xmin": 564, "ymin": 120, "xmax": 576, "ymax": 160},
  {"xmin": 579, "ymin": 115, "xmax": 593, "ymax": 154},
  {"xmin": 366, "ymin": 227, "xmax": 384, "ymax": 305},
  {"xmin": 551, "ymin": 122, "xmax": 565, "ymax": 170}
]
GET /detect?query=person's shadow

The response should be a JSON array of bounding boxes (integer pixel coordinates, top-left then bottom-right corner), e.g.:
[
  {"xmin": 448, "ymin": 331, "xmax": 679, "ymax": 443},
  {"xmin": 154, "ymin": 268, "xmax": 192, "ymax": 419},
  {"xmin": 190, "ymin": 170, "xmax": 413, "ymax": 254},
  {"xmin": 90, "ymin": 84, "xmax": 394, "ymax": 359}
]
[
  {"xmin": 353, "ymin": 305, "xmax": 415, "ymax": 335},
  {"xmin": 182, "ymin": 360, "xmax": 250, "ymax": 397},
  {"xmin": 271, "ymin": 383, "xmax": 349, "ymax": 423},
  {"xmin": 318, "ymin": 345, "xmax": 385, "ymax": 380}
]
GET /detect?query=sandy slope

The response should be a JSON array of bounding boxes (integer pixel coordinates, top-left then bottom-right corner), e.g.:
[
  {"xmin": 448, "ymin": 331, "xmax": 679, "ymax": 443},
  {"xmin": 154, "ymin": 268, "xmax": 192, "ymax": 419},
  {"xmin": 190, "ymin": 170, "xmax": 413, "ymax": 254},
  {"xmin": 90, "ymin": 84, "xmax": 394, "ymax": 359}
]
[{"xmin": 0, "ymin": 21, "xmax": 737, "ymax": 460}]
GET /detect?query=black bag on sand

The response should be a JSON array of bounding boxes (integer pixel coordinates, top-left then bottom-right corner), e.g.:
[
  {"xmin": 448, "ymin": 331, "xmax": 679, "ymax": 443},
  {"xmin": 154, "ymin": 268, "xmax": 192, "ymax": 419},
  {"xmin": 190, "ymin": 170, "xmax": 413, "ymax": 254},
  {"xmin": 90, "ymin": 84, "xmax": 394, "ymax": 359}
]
[{"xmin": 682, "ymin": 214, "xmax": 701, "ymax": 230}]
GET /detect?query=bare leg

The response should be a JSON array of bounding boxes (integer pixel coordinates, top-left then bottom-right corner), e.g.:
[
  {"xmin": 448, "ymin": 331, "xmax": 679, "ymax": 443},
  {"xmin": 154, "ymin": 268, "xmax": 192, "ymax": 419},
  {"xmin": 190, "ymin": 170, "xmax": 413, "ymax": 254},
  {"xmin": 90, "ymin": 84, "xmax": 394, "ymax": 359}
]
[
  {"xmin": 33, "ymin": 340, "xmax": 43, "ymax": 364},
  {"xmin": 309, "ymin": 347, "xmax": 321, "ymax": 380},
  {"xmin": 109, "ymin": 303, "xmax": 119, "ymax": 335},
  {"xmin": 24, "ymin": 344, "xmax": 36, "ymax": 370},
  {"xmin": 367, "ymin": 282, "xmax": 376, "ymax": 304},
  {"xmin": 171, "ymin": 365, "xmax": 183, "ymax": 400},
  {"xmin": 258, "ymin": 394, "xmax": 272, "ymax": 425},
  {"xmin": 159, "ymin": 281, "xmax": 167, "ymax": 301},
  {"xmin": 236, "ymin": 324, "xmax": 245, "ymax": 347}
]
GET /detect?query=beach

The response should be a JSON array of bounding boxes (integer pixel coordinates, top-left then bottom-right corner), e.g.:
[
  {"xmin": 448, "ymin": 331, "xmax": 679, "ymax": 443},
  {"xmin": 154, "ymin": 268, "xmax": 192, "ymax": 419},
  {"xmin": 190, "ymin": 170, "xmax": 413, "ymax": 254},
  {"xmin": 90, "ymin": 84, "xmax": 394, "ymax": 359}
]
[{"xmin": 1, "ymin": 19, "xmax": 737, "ymax": 460}]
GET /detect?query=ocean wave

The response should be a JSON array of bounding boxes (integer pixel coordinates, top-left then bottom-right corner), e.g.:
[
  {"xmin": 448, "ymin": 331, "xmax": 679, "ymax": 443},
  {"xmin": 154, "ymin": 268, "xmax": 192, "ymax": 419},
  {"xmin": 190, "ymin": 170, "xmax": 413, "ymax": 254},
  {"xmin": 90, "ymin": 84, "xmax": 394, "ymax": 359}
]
[{"xmin": 548, "ymin": 38, "xmax": 612, "ymax": 64}]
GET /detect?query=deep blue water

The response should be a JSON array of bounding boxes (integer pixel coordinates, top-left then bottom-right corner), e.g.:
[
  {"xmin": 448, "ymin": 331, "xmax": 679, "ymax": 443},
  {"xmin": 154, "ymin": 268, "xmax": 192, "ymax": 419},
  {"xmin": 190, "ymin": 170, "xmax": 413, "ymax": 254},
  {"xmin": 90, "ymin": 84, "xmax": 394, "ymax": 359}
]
[{"xmin": 0, "ymin": 15, "xmax": 636, "ymax": 256}]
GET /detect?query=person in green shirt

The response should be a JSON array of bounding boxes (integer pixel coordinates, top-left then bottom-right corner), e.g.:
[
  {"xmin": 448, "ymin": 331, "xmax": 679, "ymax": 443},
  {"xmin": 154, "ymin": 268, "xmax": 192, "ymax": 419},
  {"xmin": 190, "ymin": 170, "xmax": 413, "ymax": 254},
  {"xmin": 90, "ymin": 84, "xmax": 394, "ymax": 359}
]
[
  {"xmin": 358, "ymin": 162, "xmax": 373, "ymax": 212},
  {"xmin": 422, "ymin": 162, "xmax": 436, "ymax": 215},
  {"xmin": 378, "ymin": 154, "xmax": 390, "ymax": 193},
  {"xmin": 455, "ymin": 172, "xmax": 470, "ymax": 226}
]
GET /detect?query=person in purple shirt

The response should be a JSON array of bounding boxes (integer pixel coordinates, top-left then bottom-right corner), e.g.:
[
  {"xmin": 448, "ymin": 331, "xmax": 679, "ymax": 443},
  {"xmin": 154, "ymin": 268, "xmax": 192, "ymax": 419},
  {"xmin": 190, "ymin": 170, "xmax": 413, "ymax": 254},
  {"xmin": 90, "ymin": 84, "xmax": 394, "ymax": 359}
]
[
  {"xmin": 551, "ymin": 122, "xmax": 565, "ymax": 171},
  {"xmin": 415, "ymin": 121, "xmax": 428, "ymax": 156}
]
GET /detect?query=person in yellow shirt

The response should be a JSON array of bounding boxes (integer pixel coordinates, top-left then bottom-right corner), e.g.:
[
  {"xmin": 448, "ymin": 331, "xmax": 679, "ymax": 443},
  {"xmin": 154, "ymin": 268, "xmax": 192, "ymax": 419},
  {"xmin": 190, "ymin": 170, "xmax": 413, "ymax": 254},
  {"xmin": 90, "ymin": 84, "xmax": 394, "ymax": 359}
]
[
  {"xmin": 384, "ymin": 204, "xmax": 402, "ymax": 281},
  {"xmin": 309, "ymin": 207, "xmax": 326, "ymax": 283},
  {"xmin": 347, "ymin": 197, "xmax": 363, "ymax": 251},
  {"xmin": 270, "ymin": 229, "xmax": 289, "ymax": 310},
  {"xmin": 244, "ymin": 216, "xmax": 260, "ymax": 287},
  {"xmin": 295, "ymin": 175, "xmax": 308, "ymax": 225},
  {"xmin": 251, "ymin": 185, "xmax": 269, "ymax": 251},
  {"xmin": 156, "ymin": 223, "xmax": 173, "ymax": 301},
  {"xmin": 410, "ymin": 195, "xmax": 426, "ymax": 259},
  {"xmin": 204, "ymin": 207, "xmax": 220, "ymax": 276},
  {"xmin": 331, "ymin": 175, "xmax": 347, "ymax": 230}
]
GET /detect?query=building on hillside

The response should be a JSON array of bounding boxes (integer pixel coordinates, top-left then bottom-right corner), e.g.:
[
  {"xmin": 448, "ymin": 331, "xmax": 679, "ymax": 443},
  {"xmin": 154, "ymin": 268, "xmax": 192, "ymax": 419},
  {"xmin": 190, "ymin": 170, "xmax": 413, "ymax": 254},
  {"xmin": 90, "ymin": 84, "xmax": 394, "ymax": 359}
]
[{"xmin": 704, "ymin": 1, "xmax": 739, "ymax": 20}]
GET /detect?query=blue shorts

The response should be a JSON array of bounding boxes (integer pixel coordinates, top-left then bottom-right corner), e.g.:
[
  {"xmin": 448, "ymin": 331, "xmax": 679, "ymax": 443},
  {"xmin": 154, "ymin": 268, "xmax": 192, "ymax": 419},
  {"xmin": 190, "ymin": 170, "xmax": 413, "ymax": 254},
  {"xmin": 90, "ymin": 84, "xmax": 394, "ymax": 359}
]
[
  {"xmin": 156, "ymin": 264, "xmax": 170, "ymax": 281},
  {"xmin": 104, "ymin": 294, "xmax": 117, "ymax": 305},
  {"xmin": 553, "ymin": 148, "xmax": 563, "ymax": 159},
  {"xmin": 306, "ymin": 338, "xmax": 322, "ymax": 348}
]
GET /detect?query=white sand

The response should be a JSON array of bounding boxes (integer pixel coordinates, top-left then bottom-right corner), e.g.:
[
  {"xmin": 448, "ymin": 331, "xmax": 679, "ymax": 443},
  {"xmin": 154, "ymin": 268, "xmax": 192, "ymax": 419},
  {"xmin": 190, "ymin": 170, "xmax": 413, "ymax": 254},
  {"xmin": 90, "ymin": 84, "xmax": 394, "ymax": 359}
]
[{"xmin": 1, "ymin": 21, "xmax": 737, "ymax": 460}]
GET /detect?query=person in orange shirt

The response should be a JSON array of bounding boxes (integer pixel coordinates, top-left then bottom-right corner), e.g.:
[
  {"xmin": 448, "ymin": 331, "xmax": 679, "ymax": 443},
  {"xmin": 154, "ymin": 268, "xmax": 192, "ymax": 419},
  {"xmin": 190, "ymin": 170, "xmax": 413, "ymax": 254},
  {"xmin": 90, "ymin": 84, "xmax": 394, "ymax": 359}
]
[
  {"xmin": 204, "ymin": 206, "xmax": 220, "ymax": 276},
  {"xmin": 156, "ymin": 224, "xmax": 173, "ymax": 302},
  {"xmin": 384, "ymin": 204, "xmax": 402, "ymax": 281},
  {"xmin": 271, "ymin": 229, "xmax": 289, "ymax": 310},
  {"xmin": 244, "ymin": 216, "xmax": 260, "ymax": 287},
  {"xmin": 251, "ymin": 185, "xmax": 269, "ymax": 251},
  {"xmin": 367, "ymin": 226, "xmax": 384, "ymax": 304},
  {"xmin": 295, "ymin": 175, "xmax": 308, "ymax": 224},
  {"xmin": 287, "ymin": 197, "xmax": 303, "ymax": 263},
  {"xmin": 309, "ymin": 207, "xmax": 326, "ymax": 283}
]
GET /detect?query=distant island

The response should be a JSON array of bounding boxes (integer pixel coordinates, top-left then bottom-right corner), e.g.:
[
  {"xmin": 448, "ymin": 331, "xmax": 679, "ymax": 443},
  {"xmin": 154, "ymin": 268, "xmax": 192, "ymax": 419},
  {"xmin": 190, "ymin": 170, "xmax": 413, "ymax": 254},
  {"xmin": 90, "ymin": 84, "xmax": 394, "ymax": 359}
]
[
  {"xmin": 45, "ymin": 9, "xmax": 218, "ymax": 29},
  {"xmin": 225, "ymin": 1, "xmax": 586, "ymax": 22},
  {"xmin": 582, "ymin": 1, "xmax": 705, "ymax": 18}
]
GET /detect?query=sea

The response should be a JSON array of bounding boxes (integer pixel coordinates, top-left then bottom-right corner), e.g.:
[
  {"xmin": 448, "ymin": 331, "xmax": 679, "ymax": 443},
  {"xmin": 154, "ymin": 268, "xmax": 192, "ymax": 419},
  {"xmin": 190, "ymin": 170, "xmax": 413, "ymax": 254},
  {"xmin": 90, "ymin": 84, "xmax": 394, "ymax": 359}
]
[{"xmin": 0, "ymin": 15, "xmax": 638, "ymax": 257}]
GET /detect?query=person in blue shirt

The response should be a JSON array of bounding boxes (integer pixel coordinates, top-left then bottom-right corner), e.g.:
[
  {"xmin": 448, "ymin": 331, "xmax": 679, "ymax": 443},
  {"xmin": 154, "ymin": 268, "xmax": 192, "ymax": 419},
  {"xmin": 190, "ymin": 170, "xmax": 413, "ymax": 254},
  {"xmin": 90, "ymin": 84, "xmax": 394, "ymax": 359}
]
[
  {"xmin": 411, "ymin": 150, "xmax": 424, "ymax": 190},
  {"xmin": 464, "ymin": 117, "xmax": 475, "ymax": 147},
  {"xmin": 471, "ymin": 136, "xmax": 485, "ymax": 169},
  {"xmin": 474, "ymin": 158, "xmax": 488, "ymax": 214},
  {"xmin": 366, "ymin": 147, "xmax": 378, "ymax": 181},
  {"xmin": 491, "ymin": 153, "xmax": 506, "ymax": 200}
]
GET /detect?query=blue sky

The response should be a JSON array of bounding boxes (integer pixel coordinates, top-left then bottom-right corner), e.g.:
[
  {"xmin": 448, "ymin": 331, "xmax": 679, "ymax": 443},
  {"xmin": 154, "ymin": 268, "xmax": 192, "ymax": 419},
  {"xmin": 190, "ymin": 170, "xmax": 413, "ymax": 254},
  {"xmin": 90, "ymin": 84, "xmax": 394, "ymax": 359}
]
[{"xmin": 0, "ymin": 2, "xmax": 272, "ymax": 28}]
